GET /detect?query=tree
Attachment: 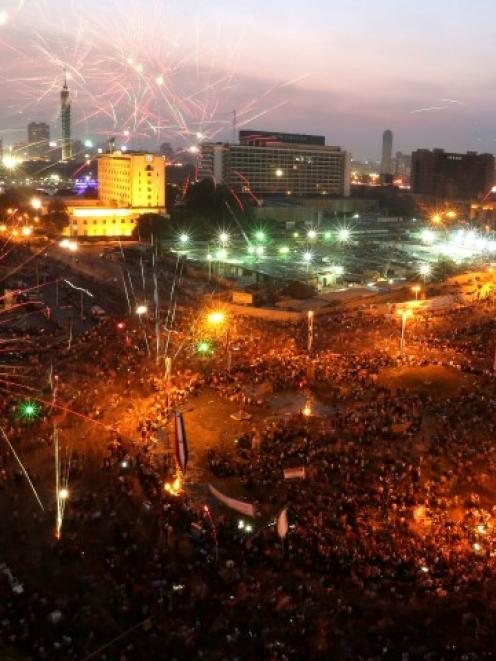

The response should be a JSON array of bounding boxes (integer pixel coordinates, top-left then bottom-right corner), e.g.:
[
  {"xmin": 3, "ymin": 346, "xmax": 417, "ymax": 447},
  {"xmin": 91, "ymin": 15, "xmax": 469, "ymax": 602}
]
[
  {"xmin": 45, "ymin": 199, "xmax": 69, "ymax": 236},
  {"xmin": 132, "ymin": 213, "xmax": 168, "ymax": 242}
]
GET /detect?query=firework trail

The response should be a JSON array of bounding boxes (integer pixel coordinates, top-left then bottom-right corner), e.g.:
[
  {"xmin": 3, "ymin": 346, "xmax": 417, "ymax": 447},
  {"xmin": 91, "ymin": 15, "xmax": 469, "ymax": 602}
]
[{"xmin": 0, "ymin": 0, "xmax": 296, "ymax": 153}]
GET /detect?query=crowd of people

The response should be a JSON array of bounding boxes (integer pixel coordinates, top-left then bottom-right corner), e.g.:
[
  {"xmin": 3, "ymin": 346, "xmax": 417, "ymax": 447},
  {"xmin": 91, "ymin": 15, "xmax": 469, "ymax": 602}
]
[{"xmin": 2, "ymin": 297, "xmax": 496, "ymax": 659}]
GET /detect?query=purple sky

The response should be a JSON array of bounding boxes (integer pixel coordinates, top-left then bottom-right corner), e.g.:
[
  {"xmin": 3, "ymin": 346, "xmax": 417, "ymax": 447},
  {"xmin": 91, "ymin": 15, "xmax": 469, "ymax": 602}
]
[{"xmin": 1, "ymin": 0, "xmax": 496, "ymax": 159}]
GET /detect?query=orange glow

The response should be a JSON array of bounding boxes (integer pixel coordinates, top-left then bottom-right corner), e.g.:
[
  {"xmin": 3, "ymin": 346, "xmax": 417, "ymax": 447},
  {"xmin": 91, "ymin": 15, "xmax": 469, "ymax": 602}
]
[
  {"xmin": 164, "ymin": 471, "xmax": 183, "ymax": 497},
  {"xmin": 207, "ymin": 311, "xmax": 225, "ymax": 326}
]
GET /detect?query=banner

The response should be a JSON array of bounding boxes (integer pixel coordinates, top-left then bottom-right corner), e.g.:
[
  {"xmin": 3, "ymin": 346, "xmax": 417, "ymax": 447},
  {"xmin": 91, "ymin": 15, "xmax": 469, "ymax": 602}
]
[
  {"xmin": 283, "ymin": 466, "xmax": 306, "ymax": 480},
  {"xmin": 174, "ymin": 412, "xmax": 188, "ymax": 473},
  {"xmin": 277, "ymin": 508, "xmax": 289, "ymax": 539},
  {"xmin": 208, "ymin": 484, "xmax": 255, "ymax": 518}
]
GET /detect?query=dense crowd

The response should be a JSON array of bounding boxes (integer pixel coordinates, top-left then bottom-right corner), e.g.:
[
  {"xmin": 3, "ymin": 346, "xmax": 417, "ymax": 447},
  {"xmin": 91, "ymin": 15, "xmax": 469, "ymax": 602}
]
[{"xmin": 2, "ymin": 301, "xmax": 496, "ymax": 659}]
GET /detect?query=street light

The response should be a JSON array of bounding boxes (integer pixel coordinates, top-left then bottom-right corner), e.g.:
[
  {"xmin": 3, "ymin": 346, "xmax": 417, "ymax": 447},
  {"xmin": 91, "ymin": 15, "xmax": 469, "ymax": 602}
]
[
  {"xmin": 136, "ymin": 304, "xmax": 148, "ymax": 316},
  {"xmin": 219, "ymin": 231, "xmax": 230, "ymax": 245},
  {"xmin": 178, "ymin": 232, "xmax": 190, "ymax": 245},
  {"xmin": 303, "ymin": 251, "xmax": 313, "ymax": 263},
  {"xmin": 207, "ymin": 311, "xmax": 225, "ymax": 326},
  {"xmin": 278, "ymin": 245, "xmax": 290, "ymax": 255},
  {"xmin": 337, "ymin": 228, "xmax": 351, "ymax": 242},
  {"xmin": 275, "ymin": 168, "xmax": 284, "ymax": 177},
  {"xmin": 255, "ymin": 230, "xmax": 266, "ymax": 242},
  {"xmin": 31, "ymin": 197, "xmax": 42, "ymax": 210},
  {"xmin": 307, "ymin": 229, "xmax": 317, "ymax": 240},
  {"xmin": 419, "ymin": 263, "xmax": 431, "ymax": 282},
  {"xmin": 411, "ymin": 285, "xmax": 421, "ymax": 300}
]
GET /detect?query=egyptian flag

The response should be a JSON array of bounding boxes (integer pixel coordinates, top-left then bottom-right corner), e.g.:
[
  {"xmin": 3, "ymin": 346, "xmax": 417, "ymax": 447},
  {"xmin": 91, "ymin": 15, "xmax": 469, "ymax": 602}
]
[
  {"xmin": 283, "ymin": 466, "xmax": 306, "ymax": 480},
  {"xmin": 208, "ymin": 484, "xmax": 255, "ymax": 518},
  {"xmin": 175, "ymin": 412, "xmax": 188, "ymax": 473},
  {"xmin": 277, "ymin": 508, "xmax": 289, "ymax": 539}
]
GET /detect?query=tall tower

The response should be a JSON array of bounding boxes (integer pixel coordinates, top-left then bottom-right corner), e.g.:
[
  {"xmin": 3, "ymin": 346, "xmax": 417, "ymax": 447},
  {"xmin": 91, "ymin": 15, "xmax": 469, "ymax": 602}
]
[
  {"xmin": 60, "ymin": 73, "xmax": 72, "ymax": 161},
  {"xmin": 381, "ymin": 129, "xmax": 393, "ymax": 177}
]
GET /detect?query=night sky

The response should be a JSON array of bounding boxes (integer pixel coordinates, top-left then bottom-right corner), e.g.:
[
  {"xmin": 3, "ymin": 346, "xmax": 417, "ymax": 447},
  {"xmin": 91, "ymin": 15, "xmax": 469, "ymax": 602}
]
[{"xmin": 1, "ymin": 0, "xmax": 495, "ymax": 159}]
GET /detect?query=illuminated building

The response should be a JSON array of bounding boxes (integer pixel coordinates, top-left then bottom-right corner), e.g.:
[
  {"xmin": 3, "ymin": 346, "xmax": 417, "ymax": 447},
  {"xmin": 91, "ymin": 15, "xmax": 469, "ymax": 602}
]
[
  {"xmin": 60, "ymin": 75, "xmax": 72, "ymax": 161},
  {"xmin": 411, "ymin": 149, "xmax": 494, "ymax": 201},
  {"xmin": 27, "ymin": 122, "xmax": 50, "ymax": 160},
  {"xmin": 380, "ymin": 129, "xmax": 393, "ymax": 178},
  {"xmin": 200, "ymin": 131, "xmax": 350, "ymax": 198},
  {"xmin": 64, "ymin": 152, "xmax": 166, "ymax": 238}
]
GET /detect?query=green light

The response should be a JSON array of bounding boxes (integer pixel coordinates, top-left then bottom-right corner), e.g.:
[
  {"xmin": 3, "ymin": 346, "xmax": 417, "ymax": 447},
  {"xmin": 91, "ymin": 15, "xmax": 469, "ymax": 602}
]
[
  {"xmin": 255, "ymin": 230, "xmax": 266, "ymax": 242},
  {"xmin": 293, "ymin": 232, "xmax": 299, "ymax": 238},
  {"xmin": 17, "ymin": 400, "xmax": 40, "ymax": 421},
  {"xmin": 324, "ymin": 231, "xmax": 332, "ymax": 240},
  {"xmin": 197, "ymin": 340, "xmax": 212, "ymax": 354},
  {"xmin": 279, "ymin": 245, "xmax": 289, "ymax": 255}
]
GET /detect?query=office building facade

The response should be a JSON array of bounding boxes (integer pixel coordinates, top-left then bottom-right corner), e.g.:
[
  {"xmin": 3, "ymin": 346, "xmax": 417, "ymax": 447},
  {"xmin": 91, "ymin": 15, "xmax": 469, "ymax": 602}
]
[
  {"xmin": 411, "ymin": 149, "xmax": 494, "ymax": 200},
  {"xmin": 65, "ymin": 151, "xmax": 166, "ymax": 238},
  {"xmin": 200, "ymin": 132, "xmax": 350, "ymax": 198},
  {"xmin": 27, "ymin": 122, "xmax": 50, "ymax": 159}
]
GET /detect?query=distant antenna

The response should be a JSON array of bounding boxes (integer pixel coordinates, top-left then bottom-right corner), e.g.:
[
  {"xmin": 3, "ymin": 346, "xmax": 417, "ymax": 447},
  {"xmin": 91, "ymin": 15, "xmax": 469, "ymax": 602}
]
[{"xmin": 232, "ymin": 109, "xmax": 237, "ymax": 144}]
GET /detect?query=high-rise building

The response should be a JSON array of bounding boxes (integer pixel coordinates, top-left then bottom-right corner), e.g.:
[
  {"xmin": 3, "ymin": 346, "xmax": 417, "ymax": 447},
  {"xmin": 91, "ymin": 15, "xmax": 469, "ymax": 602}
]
[
  {"xmin": 411, "ymin": 148, "xmax": 494, "ymax": 200},
  {"xmin": 381, "ymin": 129, "xmax": 393, "ymax": 177},
  {"xmin": 200, "ymin": 130, "xmax": 350, "ymax": 198},
  {"xmin": 97, "ymin": 152, "xmax": 166, "ymax": 208},
  {"xmin": 394, "ymin": 151, "xmax": 411, "ymax": 179},
  {"xmin": 64, "ymin": 151, "xmax": 167, "ymax": 238},
  {"xmin": 27, "ymin": 122, "xmax": 50, "ymax": 159},
  {"xmin": 60, "ymin": 75, "xmax": 72, "ymax": 161}
]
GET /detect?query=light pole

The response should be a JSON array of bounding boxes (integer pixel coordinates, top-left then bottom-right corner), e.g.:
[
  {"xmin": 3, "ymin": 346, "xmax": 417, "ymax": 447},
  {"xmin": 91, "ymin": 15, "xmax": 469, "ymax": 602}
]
[{"xmin": 412, "ymin": 285, "xmax": 421, "ymax": 301}]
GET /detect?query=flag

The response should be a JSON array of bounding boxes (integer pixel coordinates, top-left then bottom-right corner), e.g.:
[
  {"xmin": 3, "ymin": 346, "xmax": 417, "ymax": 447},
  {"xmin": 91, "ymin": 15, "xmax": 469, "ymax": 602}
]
[
  {"xmin": 277, "ymin": 508, "xmax": 289, "ymax": 539},
  {"xmin": 283, "ymin": 466, "xmax": 306, "ymax": 480},
  {"xmin": 175, "ymin": 412, "xmax": 188, "ymax": 473},
  {"xmin": 208, "ymin": 484, "xmax": 255, "ymax": 518}
]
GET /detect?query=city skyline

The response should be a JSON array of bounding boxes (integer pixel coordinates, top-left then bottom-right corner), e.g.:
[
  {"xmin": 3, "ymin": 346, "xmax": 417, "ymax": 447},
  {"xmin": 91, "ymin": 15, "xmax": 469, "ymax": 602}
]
[{"xmin": 1, "ymin": 1, "xmax": 496, "ymax": 159}]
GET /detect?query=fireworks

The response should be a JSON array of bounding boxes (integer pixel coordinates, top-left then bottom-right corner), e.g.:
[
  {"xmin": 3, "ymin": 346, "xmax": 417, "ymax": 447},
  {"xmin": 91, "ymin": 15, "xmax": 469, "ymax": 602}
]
[{"xmin": 0, "ymin": 0, "xmax": 291, "ymax": 153}]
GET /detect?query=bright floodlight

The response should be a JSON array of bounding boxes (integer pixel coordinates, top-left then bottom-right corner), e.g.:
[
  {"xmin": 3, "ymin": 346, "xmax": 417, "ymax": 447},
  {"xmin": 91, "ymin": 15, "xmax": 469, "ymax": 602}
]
[
  {"xmin": 419, "ymin": 263, "xmax": 431, "ymax": 277},
  {"xmin": 84, "ymin": 139, "xmax": 93, "ymax": 148},
  {"xmin": 59, "ymin": 488, "xmax": 69, "ymax": 500},
  {"xmin": 207, "ymin": 311, "xmax": 225, "ymax": 326},
  {"xmin": 21, "ymin": 227, "xmax": 32, "ymax": 237},
  {"xmin": 136, "ymin": 304, "xmax": 148, "ymax": 316},
  {"xmin": 179, "ymin": 233, "xmax": 190, "ymax": 245},
  {"xmin": 303, "ymin": 251, "xmax": 313, "ymax": 263},
  {"xmin": 255, "ymin": 230, "xmax": 265, "ymax": 242},
  {"xmin": 421, "ymin": 229, "xmax": 435, "ymax": 243},
  {"xmin": 31, "ymin": 197, "xmax": 42, "ymax": 210},
  {"xmin": 324, "ymin": 231, "xmax": 332, "ymax": 240},
  {"xmin": 307, "ymin": 229, "xmax": 317, "ymax": 240},
  {"xmin": 275, "ymin": 168, "xmax": 284, "ymax": 177},
  {"xmin": 338, "ymin": 228, "xmax": 351, "ymax": 242},
  {"xmin": 218, "ymin": 231, "xmax": 230, "ymax": 245},
  {"xmin": 279, "ymin": 245, "xmax": 289, "ymax": 255}
]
